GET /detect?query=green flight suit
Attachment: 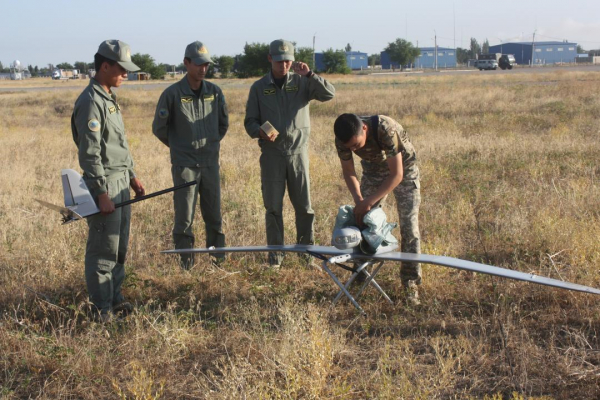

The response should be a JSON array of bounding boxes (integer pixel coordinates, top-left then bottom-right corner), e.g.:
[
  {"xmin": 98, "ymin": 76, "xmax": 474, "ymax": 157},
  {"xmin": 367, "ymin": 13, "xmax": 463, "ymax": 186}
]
[
  {"xmin": 244, "ymin": 72, "xmax": 335, "ymax": 264},
  {"xmin": 71, "ymin": 78, "xmax": 136, "ymax": 313},
  {"xmin": 152, "ymin": 76, "xmax": 229, "ymax": 267}
]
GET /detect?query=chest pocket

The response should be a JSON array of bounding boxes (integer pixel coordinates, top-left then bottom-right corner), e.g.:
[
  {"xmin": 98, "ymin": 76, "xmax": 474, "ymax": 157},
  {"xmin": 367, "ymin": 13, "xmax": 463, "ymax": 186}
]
[
  {"xmin": 260, "ymin": 87, "xmax": 280, "ymax": 114},
  {"xmin": 202, "ymin": 93, "xmax": 215, "ymax": 118},
  {"xmin": 105, "ymin": 106, "xmax": 125, "ymax": 135},
  {"xmin": 179, "ymin": 96, "xmax": 195, "ymax": 122}
]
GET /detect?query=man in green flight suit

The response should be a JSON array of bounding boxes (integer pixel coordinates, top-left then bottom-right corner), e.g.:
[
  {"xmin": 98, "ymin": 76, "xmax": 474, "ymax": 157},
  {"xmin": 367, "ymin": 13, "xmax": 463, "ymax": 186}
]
[
  {"xmin": 153, "ymin": 41, "xmax": 229, "ymax": 269},
  {"xmin": 244, "ymin": 39, "xmax": 335, "ymax": 268},
  {"xmin": 333, "ymin": 113, "xmax": 422, "ymax": 305},
  {"xmin": 71, "ymin": 40, "xmax": 146, "ymax": 321}
]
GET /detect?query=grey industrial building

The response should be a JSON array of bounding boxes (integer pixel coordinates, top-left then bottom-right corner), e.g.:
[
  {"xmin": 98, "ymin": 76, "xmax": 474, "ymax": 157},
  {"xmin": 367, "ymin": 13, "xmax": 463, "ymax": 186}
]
[{"xmin": 489, "ymin": 41, "xmax": 578, "ymax": 66}]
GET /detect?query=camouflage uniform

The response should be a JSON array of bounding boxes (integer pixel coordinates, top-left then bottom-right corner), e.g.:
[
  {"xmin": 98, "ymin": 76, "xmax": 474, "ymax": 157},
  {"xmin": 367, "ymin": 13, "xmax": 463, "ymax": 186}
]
[
  {"xmin": 244, "ymin": 40, "xmax": 335, "ymax": 265},
  {"xmin": 336, "ymin": 115, "xmax": 421, "ymax": 285}
]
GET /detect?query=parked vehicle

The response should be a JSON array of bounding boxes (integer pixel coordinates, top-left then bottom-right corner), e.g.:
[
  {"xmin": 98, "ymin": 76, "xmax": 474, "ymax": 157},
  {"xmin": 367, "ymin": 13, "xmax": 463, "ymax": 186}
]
[
  {"xmin": 476, "ymin": 53, "xmax": 516, "ymax": 70},
  {"xmin": 475, "ymin": 59, "xmax": 498, "ymax": 70},
  {"xmin": 52, "ymin": 69, "xmax": 80, "ymax": 80},
  {"xmin": 498, "ymin": 54, "xmax": 516, "ymax": 70}
]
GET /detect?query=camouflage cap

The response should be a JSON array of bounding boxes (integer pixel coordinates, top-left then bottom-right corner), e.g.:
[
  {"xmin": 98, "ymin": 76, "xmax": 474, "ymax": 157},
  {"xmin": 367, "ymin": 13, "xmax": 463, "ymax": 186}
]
[
  {"xmin": 97, "ymin": 40, "xmax": 140, "ymax": 72},
  {"xmin": 185, "ymin": 41, "xmax": 213, "ymax": 65},
  {"xmin": 269, "ymin": 39, "xmax": 295, "ymax": 62}
]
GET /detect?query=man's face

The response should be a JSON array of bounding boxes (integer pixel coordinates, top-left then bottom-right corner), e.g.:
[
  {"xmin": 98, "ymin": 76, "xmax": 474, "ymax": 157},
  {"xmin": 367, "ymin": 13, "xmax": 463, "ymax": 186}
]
[
  {"xmin": 104, "ymin": 62, "xmax": 127, "ymax": 88},
  {"xmin": 268, "ymin": 55, "xmax": 293, "ymax": 79},
  {"xmin": 343, "ymin": 123, "xmax": 368, "ymax": 152},
  {"xmin": 185, "ymin": 59, "xmax": 209, "ymax": 82}
]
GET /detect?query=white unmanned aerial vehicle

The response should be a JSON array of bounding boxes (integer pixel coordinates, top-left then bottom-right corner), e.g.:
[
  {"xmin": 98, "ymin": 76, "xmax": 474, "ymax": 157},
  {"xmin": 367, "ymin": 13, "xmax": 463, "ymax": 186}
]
[{"xmin": 164, "ymin": 227, "xmax": 600, "ymax": 314}]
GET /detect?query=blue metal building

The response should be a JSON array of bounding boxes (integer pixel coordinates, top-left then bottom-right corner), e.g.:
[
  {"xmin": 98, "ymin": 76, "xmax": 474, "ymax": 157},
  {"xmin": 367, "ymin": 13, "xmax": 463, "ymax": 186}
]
[
  {"xmin": 488, "ymin": 41, "xmax": 578, "ymax": 66},
  {"xmin": 346, "ymin": 51, "xmax": 368, "ymax": 70},
  {"xmin": 381, "ymin": 47, "xmax": 457, "ymax": 69},
  {"xmin": 314, "ymin": 51, "xmax": 368, "ymax": 72}
]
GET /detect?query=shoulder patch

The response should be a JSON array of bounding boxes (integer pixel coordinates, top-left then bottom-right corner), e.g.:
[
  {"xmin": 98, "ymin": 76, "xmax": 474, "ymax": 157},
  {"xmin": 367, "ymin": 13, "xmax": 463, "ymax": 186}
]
[
  {"xmin": 88, "ymin": 119, "xmax": 100, "ymax": 132},
  {"xmin": 285, "ymin": 85, "xmax": 298, "ymax": 92},
  {"xmin": 108, "ymin": 106, "xmax": 117, "ymax": 114},
  {"xmin": 203, "ymin": 94, "xmax": 215, "ymax": 101},
  {"xmin": 181, "ymin": 96, "xmax": 193, "ymax": 103},
  {"xmin": 263, "ymin": 88, "xmax": 276, "ymax": 96},
  {"xmin": 158, "ymin": 108, "xmax": 169, "ymax": 119}
]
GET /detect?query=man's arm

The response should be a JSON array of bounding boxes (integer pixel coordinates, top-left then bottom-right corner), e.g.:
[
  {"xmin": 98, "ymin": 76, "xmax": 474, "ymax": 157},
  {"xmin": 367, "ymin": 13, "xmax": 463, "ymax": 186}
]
[
  {"xmin": 73, "ymin": 99, "xmax": 108, "ymax": 196},
  {"xmin": 243, "ymin": 84, "xmax": 262, "ymax": 139},
  {"xmin": 218, "ymin": 89, "xmax": 229, "ymax": 139},
  {"xmin": 354, "ymin": 155, "xmax": 404, "ymax": 225},
  {"xmin": 130, "ymin": 177, "xmax": 145, "ymax": 198},
  {"xmin": 306, "ymin": 72, "xmax": 335, "ymax": 102},
  {"xmin": 152, "ymin": 90, "xmax": 171, "ymax": 147},
  {"xmin": 293, "ymin": 61, "xmax": 335, "ymax": 102},
  {"xmin": 244, "ymin": 84, "xmax": 276, "ymax": 142},
  {"xmin": 340, "ymin": 158, "xmax": 363, "ymax": 204}
]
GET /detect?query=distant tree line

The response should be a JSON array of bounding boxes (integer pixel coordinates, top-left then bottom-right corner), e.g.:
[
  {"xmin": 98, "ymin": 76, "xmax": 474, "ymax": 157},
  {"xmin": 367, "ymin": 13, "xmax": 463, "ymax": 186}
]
[{"xmin": 12, "ymin": 39, "xmax": 597, "ymax": 80}]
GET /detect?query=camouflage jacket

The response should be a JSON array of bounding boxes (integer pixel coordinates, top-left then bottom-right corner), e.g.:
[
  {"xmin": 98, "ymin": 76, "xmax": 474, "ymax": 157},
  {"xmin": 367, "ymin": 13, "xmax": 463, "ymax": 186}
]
[{"xmin": 335, "ymin": 115, "xmax": 419, "ymax": 181}]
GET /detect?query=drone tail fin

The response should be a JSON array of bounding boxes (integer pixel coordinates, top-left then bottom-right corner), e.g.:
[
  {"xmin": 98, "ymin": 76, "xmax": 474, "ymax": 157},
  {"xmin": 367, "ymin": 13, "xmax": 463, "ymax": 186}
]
[{"xmin": 59, "ymin": 169, "xmax": 99, "ymax": 222}]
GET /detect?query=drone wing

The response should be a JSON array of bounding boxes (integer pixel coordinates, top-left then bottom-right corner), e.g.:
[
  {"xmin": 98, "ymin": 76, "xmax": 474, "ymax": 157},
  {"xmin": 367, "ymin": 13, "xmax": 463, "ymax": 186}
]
[
  {"xmin": 163, "ymin": 245, "xmax": 600, "ymax": 295},
  {"xmin": 162, "ymin": 245, "xmax": 347, "ymax": 256},
  {"xmin": 363, "ymin": 252, "xmax": 600, "ymax": 295}
]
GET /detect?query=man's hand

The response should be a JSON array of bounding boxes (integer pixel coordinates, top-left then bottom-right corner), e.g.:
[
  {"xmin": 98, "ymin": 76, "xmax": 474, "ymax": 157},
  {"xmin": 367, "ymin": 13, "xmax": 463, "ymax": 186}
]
[
  {"xmin": 292, "ymin": 62, "xmax": 310, "ymax": 76},
  {"xmin": 258, "ymin": 128, "xmax": 277, "ymax": 142},
  {"xmin": 130, "ymin": 178, "xmax": 145, "ymax": 198},
  {"xmin": 354, "ymin": 197, "xmax": 374, "ymax": 227},
  {"xmin": 98, "ymin": 193, "xmax": 115, "ymax": 215}
]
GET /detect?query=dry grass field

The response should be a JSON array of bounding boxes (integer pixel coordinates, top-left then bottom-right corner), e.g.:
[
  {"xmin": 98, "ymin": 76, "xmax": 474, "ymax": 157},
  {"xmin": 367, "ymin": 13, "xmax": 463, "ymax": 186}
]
[{"xmin": 1, "ymin": 69, "xmax": 600, "ymax": 399}]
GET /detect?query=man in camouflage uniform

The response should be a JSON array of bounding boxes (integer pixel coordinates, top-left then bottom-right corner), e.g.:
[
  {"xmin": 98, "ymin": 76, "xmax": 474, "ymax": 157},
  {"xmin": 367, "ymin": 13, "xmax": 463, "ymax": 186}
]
[
  {"xmin": 333, "ymin": 113, "xmax": 422, "ymax": 304},
  {"xmin": 153, "ymin": 41, "xmax": 229, "ymax": 269},
  {"xmin": 71, "ymin": 40, "xmax": 146, "ymax": 321},
  {"xmin": 244, "ymin": 39, "xmax": 335, "ymax": 267}
]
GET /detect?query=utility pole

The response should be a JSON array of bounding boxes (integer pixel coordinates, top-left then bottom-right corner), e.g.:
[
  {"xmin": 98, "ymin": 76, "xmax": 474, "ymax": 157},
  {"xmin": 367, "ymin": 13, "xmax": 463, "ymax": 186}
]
[
  {"xmin": 417, "ymin": 40, "xmax": 419, "ymax": 69},
  {"xmin": 531, "ymin": 30, "xmax": 536, "ymax": 67},
  {"xmin": 434, "ymin": 31, "xmax": 438, "ymax": 71},
  {"xmin": 312, "ymin": 34, "xmax": 316, "ymax": 71},
  {"xmin": 453, "ymin": 4, "xmax": 456, "ymax": 50}
]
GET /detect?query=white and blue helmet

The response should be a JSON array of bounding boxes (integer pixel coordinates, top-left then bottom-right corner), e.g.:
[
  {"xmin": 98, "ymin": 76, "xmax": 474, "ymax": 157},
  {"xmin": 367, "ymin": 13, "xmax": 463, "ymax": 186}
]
[{"xmin": 332, "ymin": 226, "xmax": 362, "ymax": 250}]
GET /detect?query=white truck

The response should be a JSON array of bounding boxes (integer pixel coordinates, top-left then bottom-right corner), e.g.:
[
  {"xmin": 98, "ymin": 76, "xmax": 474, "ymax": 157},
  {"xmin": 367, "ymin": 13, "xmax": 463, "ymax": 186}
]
[{"xmin": 52, "ymin": 69, "xmax": 80, "ymax": 80}]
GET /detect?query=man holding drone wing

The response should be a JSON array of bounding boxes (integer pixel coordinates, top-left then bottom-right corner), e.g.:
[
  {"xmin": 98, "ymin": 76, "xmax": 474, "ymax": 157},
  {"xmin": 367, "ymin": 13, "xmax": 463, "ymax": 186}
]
[{"xmin": 71, "ymin": 40, "xmax": 145, "ymax": 321}]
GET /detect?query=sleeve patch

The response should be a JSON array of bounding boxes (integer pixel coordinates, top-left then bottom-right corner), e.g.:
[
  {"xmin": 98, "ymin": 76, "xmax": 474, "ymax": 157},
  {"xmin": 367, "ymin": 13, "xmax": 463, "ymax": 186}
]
[
  {"xmin": 158, "ymin": 108, "xmax": 169, "ymax": 119},
  {"xmin": 88, "ymin": 119, "xmax": 100, "ymax": 132}
]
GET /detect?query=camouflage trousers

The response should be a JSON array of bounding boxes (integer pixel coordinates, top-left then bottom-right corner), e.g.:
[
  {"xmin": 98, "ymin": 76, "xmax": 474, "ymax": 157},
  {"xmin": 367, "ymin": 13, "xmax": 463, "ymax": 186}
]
[{"xmin": 361, "ymin": 162, "xmax": 422, "ymax": 286}]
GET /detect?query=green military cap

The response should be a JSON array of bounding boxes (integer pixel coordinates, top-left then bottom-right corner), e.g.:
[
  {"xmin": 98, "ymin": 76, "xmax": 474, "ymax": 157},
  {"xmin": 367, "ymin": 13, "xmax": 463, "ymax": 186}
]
[
  {"xmin": 97, "ymin": 40, "xmax": 140, "ymax": 72},
  {"xmin": 185, "ymin": 41, "xmax": 213, "ymax": 65},
  {"xmin": 269, "ymin": 39, "xmax": 295, "ymax": 62}
]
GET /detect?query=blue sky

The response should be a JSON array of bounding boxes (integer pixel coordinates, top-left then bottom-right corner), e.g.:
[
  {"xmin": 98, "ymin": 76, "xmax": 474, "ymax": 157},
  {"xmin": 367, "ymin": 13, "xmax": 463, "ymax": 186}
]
[{"xmin": 1, "ymin": 0, "xmax": 599, "ymax": 67}]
